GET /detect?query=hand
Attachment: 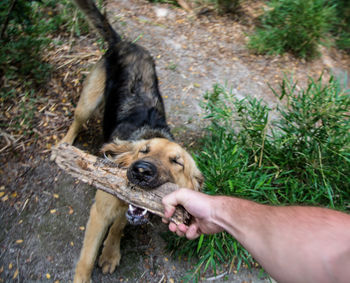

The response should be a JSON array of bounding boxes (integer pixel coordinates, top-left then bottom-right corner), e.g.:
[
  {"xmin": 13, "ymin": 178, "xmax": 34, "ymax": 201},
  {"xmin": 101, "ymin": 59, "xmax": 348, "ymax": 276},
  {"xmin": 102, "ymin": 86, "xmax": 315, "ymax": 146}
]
[{"xmin": 162, "ymin": 188, "xmax": 223, "ymax": 239}]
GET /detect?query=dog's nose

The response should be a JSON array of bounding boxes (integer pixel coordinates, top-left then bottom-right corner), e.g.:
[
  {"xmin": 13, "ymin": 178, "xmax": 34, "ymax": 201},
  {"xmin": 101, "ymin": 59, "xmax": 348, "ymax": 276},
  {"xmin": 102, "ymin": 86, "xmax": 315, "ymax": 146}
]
[{"xmin": 130, "ymin": 160, "xmax": 157, "ymax": 182}]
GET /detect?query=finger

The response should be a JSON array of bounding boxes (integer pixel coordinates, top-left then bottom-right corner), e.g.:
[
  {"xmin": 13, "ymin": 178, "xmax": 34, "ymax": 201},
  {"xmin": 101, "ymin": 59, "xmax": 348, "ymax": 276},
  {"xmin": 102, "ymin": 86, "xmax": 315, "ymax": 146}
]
[
  {"xmin": 177, "ymin": 223, "xmax": 188, "ymax": 233},
  {"xmin": 176, "ymin": 228, "xmax": 185, "ymax": 237},
  {"xmin": 162, "ymin": 217, "xmax": 169, "ymax": 224},
  {"xmin": 168, "ymin": 222, "xmax": 177, "ymax": 233},
  {"xmin": 186, "ymin": 224, "xmax": 201, "ymax": 240}
]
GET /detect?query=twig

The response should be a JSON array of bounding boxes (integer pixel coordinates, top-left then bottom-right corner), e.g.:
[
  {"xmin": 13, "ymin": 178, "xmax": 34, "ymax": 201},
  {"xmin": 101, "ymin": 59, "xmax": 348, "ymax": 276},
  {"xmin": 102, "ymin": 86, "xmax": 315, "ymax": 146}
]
[
  {"xmin": 53, "ymin": 143, "xmax": 192, "ymax": 225},
  {"xmin": 259, "ymin": 121, "xmax": 268, "ymax": 168},
  {"xmin": 205, "ymin": 271, "xmax": 228, "ymax": 281},
  {"xmin": 16, "ymin": 250, "xmax": 20, "ymax": 283},
  {"xmin": 68, "ymin": 9, "xmax": 78, "ymax": 52},
  {"xmin": 0, "ymin": 0, "xmax": 17, "ymax": 40}
]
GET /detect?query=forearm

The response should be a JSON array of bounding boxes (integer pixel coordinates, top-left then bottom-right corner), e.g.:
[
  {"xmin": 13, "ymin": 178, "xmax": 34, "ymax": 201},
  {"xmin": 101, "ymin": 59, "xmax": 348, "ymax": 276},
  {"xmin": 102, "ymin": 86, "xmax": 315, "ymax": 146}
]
[{"xmin": 211, "ymin": 196, "xmax": 350, "ymax": 283}]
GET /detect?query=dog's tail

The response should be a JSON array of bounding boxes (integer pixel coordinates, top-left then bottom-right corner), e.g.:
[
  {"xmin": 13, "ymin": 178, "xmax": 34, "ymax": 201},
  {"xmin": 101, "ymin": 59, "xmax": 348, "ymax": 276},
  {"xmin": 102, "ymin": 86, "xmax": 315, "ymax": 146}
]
[{"xmin": 73, "ymin": 0, "xmax": 121, "ymax": 46}]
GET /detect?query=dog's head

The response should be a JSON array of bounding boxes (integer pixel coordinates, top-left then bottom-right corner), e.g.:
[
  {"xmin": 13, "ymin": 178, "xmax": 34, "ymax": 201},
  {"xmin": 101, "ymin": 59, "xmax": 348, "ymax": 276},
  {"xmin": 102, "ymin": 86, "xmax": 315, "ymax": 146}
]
[{"xmin": 101, "ymin": 138, "xmax": 204, "ymax": 224}]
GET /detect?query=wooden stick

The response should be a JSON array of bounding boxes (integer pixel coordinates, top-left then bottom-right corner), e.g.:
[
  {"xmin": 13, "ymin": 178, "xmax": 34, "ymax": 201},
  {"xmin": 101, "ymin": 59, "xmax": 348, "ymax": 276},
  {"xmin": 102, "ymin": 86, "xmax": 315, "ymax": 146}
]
[{"xmin": 53, "ymin": 143, "xmax": 191, "ymax": 225}]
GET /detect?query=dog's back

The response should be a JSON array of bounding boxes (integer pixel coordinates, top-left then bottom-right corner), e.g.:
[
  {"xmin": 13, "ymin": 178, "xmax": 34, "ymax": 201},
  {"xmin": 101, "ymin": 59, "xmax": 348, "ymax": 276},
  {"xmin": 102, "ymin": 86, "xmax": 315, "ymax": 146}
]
[
  {"xmin": 73, "ymin": 0, "xmax": 171, "ymax": 142},
  {"xmin": 103, "ymin": 41, "xmax": 168, "ymax": 141}
]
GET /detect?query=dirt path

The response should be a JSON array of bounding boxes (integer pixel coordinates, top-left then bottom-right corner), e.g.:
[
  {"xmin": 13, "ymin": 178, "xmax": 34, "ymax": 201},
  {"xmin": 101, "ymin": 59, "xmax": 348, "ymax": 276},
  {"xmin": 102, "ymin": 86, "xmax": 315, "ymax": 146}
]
[{"xmin": 1, "ymin": 0, "xmax": 349, "ymax": 282}]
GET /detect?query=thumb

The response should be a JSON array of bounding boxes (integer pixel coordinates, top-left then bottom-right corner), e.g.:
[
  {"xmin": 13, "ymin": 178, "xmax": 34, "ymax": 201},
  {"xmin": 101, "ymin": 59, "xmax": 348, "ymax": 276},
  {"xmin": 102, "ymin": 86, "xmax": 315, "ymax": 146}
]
[{"xmin": 162, "ymin": 189, "xmax": 187, "ymax": 218}]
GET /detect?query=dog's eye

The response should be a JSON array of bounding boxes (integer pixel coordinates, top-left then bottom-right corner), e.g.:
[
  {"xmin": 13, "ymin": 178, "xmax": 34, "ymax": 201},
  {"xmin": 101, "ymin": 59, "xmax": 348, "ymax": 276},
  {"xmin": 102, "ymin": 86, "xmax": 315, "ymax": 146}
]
[
  {"xmin": 139, "ymin": 146, "xmax": 150, "ymax": 154},
  {"xmin": 170, "ymin": 157, "xmax": 184, "ymax": 167}
]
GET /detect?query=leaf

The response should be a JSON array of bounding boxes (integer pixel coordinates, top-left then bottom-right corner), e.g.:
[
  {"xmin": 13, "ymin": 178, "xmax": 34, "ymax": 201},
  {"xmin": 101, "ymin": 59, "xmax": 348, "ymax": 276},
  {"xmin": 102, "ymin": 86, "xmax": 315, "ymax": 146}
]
[
  {"xmin": 13, "ymin": 269, "xmax": 18, "ymax": 279},
  {"xmin": 197, "ymin": 234, "xmax": 204, "ymax": 253}
]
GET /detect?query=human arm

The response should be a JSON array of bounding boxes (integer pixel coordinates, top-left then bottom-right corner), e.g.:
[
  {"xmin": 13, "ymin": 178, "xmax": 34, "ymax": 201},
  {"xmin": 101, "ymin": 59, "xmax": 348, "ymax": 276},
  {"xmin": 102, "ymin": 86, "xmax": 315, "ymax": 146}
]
[{"xmin": 162, "ymin": 189, "xmax": 350, "ymax": 283}]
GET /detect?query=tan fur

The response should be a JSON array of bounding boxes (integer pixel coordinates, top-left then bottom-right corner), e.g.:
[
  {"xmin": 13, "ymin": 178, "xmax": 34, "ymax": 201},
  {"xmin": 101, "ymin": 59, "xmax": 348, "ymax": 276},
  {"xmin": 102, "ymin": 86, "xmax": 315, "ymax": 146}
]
[
  {"xmin": 60, "ymin": 59, "xmax": 106, "ymax": 145},
  {"xmin": 73, "ymin": 138, "xmax": 203, "ymax": 283}
]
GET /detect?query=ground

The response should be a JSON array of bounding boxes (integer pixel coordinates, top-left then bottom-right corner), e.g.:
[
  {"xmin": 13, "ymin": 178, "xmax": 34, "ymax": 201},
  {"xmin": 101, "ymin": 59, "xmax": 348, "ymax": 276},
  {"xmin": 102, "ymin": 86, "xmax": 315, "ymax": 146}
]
[{"xmin": 1, "ymin": 0, "xmax": 349, "ymax": 282}]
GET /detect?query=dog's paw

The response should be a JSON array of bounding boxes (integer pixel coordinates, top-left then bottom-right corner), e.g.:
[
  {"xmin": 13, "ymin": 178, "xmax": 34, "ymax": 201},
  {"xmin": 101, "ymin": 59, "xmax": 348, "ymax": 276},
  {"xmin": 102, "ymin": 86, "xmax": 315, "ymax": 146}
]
[
  {"xmin": 98, "ymin": 249, "xmax": 121, "ymax": 274},
  {"xmin": 73, "ymin": 271, "xmax": 92, "ymax": 283},
  {"xmin": 73, "ymin": 261, "xmax": 93, "ymax": 283}
]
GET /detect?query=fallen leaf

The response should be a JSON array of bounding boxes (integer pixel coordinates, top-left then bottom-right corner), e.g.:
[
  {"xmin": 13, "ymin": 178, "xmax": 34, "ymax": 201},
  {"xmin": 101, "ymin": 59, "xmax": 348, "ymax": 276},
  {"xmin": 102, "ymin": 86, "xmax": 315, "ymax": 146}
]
[
  {"xmin": 79, "ymin": 226, "xmax": 85, "ymax": 231},
  {"xmin": 68, "ymin": 206, "xmax": 74, "ymax": 214},
  {"xmin": 15, "ymin": 239, "xmax": 23, "ymax": 244},
  {"xmin": 53, "ymin": 194, "xmax": 59, "ymax": 199},
  {"xmin": 1, "ymin": 195, "xmax": 8, "ymax": 202},
  {"xmin": 46, "ymin": 273, "xmax": 51, "ymax": 279},
  {"xmin": 0, "ymin": 192, "xmax": 5, "ymax": 198},
  {"xmin": 50, "ymin": 209, "xmax": 56, "ymax": 214},
  {"xmin": 13, "ymin": 269, "xmax": 18, "ymax": 279},
  {"xmin": 8, "ymin": 263, "xmax": 13, "ymax": 270}
]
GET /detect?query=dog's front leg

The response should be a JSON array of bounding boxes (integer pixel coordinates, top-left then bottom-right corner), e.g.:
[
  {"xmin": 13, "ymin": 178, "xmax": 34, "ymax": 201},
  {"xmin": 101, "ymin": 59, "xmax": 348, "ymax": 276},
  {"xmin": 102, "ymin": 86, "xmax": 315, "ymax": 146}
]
[
  {"xmin": 98, "ymin": 208, "xmax": 127, "ymax": 274},
  {"xmin": 74, "ymin": 202, "xmax": 111, "ymax": 283},
  {"xmin": 74, "ymin": 191, "xmax": 127, "ymax": 283}
]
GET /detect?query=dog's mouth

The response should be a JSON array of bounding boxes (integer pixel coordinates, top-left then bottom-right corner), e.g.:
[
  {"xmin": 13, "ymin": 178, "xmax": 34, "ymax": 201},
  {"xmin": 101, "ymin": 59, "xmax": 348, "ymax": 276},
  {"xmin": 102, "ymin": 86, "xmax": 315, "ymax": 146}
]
[{"xmin": 126, "ymin": 204, "xmax": 150, "ymax": 225}]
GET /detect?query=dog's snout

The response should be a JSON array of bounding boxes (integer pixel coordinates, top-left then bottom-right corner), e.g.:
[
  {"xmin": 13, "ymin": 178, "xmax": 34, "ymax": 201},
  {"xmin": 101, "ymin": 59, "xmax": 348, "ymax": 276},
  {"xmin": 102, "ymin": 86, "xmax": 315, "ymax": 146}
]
[
  {"xmin": 132, "ymin": 160, "xmax": 156, "ymax": 177},
  {"xmin": 127, "ymin": 160, "xmax": 158, "ymax": 189}
]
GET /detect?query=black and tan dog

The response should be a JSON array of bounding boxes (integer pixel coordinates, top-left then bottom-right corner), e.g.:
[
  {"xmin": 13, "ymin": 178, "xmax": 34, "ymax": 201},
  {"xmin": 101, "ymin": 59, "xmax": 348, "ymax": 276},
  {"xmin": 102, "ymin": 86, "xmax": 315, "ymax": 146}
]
[{"xmin": 54, "ymin": 1, "xmax": 203, "ymax": 282}]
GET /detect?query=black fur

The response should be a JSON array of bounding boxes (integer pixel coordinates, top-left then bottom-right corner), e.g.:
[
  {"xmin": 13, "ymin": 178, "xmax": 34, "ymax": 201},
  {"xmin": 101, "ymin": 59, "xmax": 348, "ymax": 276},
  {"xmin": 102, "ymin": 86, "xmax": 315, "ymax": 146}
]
[
  {"xmin": 103, "ymin": 42, "xmax": 171, "ymax": 142},
  {"xmin": 72, "ymin": 0, "xmax": 172, "ymax": 143}
]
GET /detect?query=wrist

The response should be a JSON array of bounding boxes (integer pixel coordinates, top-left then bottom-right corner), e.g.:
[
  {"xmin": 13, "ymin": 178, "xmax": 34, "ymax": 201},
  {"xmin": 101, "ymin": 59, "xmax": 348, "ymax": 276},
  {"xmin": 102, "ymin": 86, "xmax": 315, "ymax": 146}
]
[{"xmin": 210, "ymin": 196, "xmax": 233, "ymax": 232}]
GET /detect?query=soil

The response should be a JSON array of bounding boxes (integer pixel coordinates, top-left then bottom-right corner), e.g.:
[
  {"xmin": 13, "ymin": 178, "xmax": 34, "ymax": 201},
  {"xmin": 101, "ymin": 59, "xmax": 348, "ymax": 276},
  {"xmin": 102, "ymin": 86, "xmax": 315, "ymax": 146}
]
[{"xmin": 1, "ymin": 0, "xmax": 349, "ymax": 282}]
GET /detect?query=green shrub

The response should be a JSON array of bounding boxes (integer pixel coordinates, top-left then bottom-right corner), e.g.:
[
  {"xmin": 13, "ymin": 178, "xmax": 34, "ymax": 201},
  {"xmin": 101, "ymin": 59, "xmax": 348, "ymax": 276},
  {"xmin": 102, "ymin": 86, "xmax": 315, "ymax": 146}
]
[
  {"xmin": 0, "ymin": 0, "xmax": 90, "ymax": 88},
  {"xmin": 248, "ymin": 0, "xmax": 336, "ymax": 58},
  {"xmin": 166, "ymin": 77, "xmax": 350, "ymax": 280},
  {"xmin": 0, "ymin": 0, "xmax": 91, "ymax": 137},
  {"xmin": 332, "ymin": 0, "xmax": 350, "ymax": 52}
]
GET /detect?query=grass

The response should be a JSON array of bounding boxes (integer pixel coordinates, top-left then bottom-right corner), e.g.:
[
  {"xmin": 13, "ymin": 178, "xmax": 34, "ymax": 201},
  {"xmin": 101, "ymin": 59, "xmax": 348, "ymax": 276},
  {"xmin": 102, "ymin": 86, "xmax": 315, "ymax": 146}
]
[
  {"xmin": 165, "ymin": 76, "xmax": 350, "ymax": 281},
  {"xmin": 248, "ymin": 0, "xmax": 336, "ymax": 59}
]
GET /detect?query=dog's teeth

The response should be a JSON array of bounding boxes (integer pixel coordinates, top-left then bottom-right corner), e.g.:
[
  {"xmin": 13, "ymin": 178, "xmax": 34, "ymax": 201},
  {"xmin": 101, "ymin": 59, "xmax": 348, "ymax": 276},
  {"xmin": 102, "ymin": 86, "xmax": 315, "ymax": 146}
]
[
  {"xmin": 129, "ymin": 204, "xmax": 135, "ymax": 211},
  {"xmin": 141, "ymin": 209, "xmax": 148, "ymax": 216}
]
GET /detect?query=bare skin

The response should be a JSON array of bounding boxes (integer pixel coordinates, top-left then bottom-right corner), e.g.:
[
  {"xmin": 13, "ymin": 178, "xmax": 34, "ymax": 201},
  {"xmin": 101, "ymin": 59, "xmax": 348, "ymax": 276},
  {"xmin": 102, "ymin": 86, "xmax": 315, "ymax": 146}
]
[{"xmin": 162, "ymin": 189, "xmax": 350, "ymax": 283}]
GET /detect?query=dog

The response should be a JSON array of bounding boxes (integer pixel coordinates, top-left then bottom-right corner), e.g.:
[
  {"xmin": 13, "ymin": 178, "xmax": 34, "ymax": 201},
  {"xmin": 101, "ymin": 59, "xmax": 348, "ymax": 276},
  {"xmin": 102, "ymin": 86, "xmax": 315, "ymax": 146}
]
[{"xmin": 54, "ymin": 1, "xmax": 204, "ymax": 282}]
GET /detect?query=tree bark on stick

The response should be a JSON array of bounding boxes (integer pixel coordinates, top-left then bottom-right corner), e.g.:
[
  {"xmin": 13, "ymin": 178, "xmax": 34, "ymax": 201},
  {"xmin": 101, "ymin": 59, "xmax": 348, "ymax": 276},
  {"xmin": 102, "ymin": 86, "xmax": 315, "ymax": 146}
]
[{"xmin": 53, "ymin": 143, "xmax": 191, "ymax": 225}]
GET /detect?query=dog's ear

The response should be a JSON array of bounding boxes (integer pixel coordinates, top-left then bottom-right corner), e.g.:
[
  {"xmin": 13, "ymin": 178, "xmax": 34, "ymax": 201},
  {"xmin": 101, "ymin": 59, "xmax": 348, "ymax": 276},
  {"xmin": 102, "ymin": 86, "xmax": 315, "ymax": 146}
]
[
  {"xmin": 191, "ymin": 168, "xmax": 204, "ymax": 191},
  {"xmin": 101, "ymin": 140, "xmax": 138, "ymax": 167},
  {"xmin": 101, "ymin": 140, "xmax": 134, "ymax": 155},
  {"xmin": 183, "ymin": 154, "xmax": 204, "ymax": 191}
]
